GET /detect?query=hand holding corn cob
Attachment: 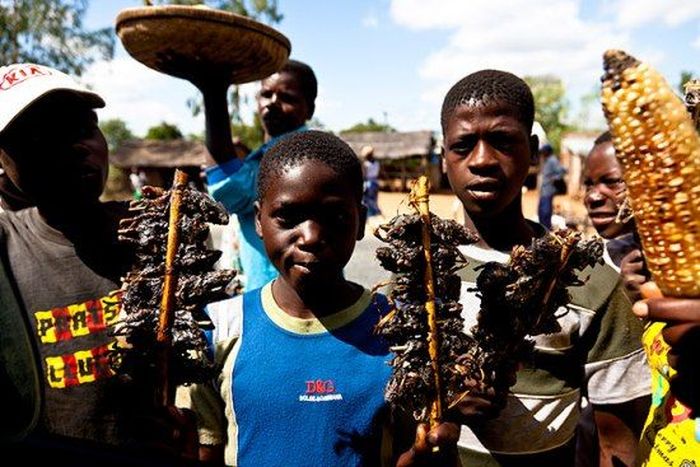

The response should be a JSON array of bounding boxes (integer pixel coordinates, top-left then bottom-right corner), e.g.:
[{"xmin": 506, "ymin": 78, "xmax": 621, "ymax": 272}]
[{"xmin": 601, "ymin": 50, "xmax": 700, "ymax": 297}]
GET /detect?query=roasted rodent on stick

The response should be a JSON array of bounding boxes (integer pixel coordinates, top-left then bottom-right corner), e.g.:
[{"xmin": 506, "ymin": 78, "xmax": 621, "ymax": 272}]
[
  {"xmin": 375, "ymin": 176, "xmax": 479, "ymax": 424},
  {"xmin": 112, "ymin": 174, "xmax": 241, "ymax": 388},
  {"xmin": 472, "ymin": 229, "xmax": 604, "ymax": 398},
  {"xmin": 376, "ymin": 177, "xmax": 603, "ymax": 423}
]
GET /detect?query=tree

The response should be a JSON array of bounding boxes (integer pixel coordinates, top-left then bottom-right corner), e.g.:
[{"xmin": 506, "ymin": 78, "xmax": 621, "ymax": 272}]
[
  {"xmin": 0, "ymin": 0, "xmax": 114, "ymax": 76},
  {"xmin": 524, "ymin": 75, "xmax": 570, "ymax": 153},
  {"xmin": 231, "ymin": 113, "xmax": 264, "ymax": 149},
  {"xmin": 341, "ymin": 118, "xmax": 395, "ymax": 134},
  {"xmin": 145, "ymin": 122, "xmax": 184, "ymax": 140},
  {"xmin": 100, "ymin": 118, "xmax": 134, "ymax": 153},
  {"xmin": 679, "ymin": 70, "xmax": 696, "ymax": 96}
]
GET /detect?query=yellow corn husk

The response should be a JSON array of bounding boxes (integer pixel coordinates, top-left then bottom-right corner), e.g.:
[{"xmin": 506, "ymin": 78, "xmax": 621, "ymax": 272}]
[{"xmin": 601, "ymin": 50, "xmax": 700, "ymax": 297}]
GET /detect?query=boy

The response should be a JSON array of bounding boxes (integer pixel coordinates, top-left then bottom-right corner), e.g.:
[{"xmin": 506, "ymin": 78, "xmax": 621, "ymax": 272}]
[
  {"xmin": 440, "ymin": 70, "xmax": 649, "ymax": 465},
  {"xmin": 0, "ymin": 63, "xmax": 192, "ymax": 463},
  {"xmin": 178, "ymin": 130, "xmax": 458, "ymax": 466},
  {"xmin": 195, "ymin": 60, "xmax": 317, "ymax": 291}
]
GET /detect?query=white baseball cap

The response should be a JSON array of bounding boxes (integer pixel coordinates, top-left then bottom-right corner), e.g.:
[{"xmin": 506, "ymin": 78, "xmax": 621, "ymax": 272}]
[{"xmin": 0, "ymin": 63, "xmax": 104, "ymax": 133}]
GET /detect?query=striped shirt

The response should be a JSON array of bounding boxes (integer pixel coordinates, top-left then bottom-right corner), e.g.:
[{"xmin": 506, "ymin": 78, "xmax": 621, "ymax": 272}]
[{"xmin": 456, "ymin": 239, "xmax": 650, "ymax": 465}]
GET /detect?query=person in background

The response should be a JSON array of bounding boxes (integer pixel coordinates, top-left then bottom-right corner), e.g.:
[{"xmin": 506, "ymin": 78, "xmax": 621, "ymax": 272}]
[
  {"xmin": 195, "ymin": 59, "xmax": 317, "ymax": 291},
  {"xmin": 579, "ymin": 130, "xmax": 651, "ymax": 465},
  {"xmin": 537, "ymin": 143, "xmax": 566, "ymax": 230},
  {"xmin": 361, "ymin": 145, "xmax": 382, "ymax": 217}
]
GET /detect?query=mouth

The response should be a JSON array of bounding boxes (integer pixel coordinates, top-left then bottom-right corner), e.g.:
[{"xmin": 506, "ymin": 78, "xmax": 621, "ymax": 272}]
[
  {"xmin": 291, "ymin": 260, "xmax": 322, "ymax": 275},
  {"xmin": 466, "ymin": 180, "xmax": 502, "ymax": 202},
  {"xmin": 588, "ymin": 212, "xmax": 617, "ymax": 227}
]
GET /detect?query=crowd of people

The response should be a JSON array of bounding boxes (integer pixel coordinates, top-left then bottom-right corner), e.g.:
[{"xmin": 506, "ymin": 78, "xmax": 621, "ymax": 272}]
[{"xmin": 0, "ymin": 52, "xmax": 698, "ymax": 467}]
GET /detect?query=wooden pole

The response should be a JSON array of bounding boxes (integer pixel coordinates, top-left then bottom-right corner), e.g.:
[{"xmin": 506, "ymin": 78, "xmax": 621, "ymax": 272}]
[
  {"xmin": 410, "ymin": 175, "xmax": 443, "ymax": 431},
  {"xmin": 155, "ymin": 169, "xmax": 188, "ymax": 407}
]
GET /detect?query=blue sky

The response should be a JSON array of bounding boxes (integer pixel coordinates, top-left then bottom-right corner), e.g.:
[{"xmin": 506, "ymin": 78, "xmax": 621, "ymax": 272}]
[{"xmin": 84, "ymin": 0, "xmax": 700, "ymax": 137}]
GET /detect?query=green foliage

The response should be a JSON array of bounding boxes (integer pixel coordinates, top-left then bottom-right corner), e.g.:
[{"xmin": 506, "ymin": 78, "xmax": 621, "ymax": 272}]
[
  {"xmin": 99, "ymin": 118, "xmax": 134, "ymax": 152},
  {"xmin": 0, "ymin": 0, "xmax": 114, "ymax": 76},
  {"xmin": 145, "ymin": 121, "xmax": 184, "ymax": 140},
  {"xmin": 231, "ymin": 113, "xmax": 264, "ymax": 149},
  {"xmin": 524, "ymin": 75, "xmax": 570, "ymax": 153},
  {"xmin": 341, "ymin": 118, "xmax": 395, "ymax": 134}
]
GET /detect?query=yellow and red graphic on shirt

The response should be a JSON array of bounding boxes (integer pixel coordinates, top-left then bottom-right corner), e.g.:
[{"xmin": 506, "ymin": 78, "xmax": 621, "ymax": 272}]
[
  {"xmin": 34, "ymin": 292, "xmax": 122, "ymax": 388},
  {"xmin": 638, "ymin": 322, "xmax": 699, "ymax": 466},
  {"xmin": 34, "ymin": 292, "xmax": 121, "ymax": 344},
  {"xmin": 45, "ymin": 342, "xmax": 117, "ymax": 388}
]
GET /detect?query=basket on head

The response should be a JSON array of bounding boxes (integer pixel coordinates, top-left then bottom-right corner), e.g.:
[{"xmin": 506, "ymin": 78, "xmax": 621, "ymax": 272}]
[{"xmin": 116, "ymin": 5, "xmax": 291, "ymax": 84}]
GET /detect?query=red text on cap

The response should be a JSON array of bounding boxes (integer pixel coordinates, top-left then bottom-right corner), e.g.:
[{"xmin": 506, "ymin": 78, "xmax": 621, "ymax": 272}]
[{"xmin": 0, "ymin": 65, "xmax": 51, "ymax": 91}]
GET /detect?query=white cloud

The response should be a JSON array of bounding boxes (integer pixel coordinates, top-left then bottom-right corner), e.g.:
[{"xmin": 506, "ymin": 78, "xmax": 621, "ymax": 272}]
[
  {"xmin": 81, "ymin": 58, "xmax": 204, "ymax": 137},
  {"xmin": 611, "ymin": 0, "xmax": 700, "ymax": 28},
  {"xmin": 390, "ymin": 0, "xmax": 630, "ymax": 119}
]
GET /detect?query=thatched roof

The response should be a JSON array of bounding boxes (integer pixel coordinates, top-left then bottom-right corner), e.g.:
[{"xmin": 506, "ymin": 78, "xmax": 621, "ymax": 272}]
[
  {"xmin": 340, "ymin": 130, "xmax": 434, "ymax": 160},
  {"xmin": 110, "ymin": 139, "xmax": 208, "ymax": 168}
]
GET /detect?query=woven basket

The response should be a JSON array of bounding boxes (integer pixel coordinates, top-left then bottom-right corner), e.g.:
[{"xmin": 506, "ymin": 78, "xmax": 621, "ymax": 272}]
[{"xmin": 116, "ymin": 5, "xmax": 291, "ymax": 84}]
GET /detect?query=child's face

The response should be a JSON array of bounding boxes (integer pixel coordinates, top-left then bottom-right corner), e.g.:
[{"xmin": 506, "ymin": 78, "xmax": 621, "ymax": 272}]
[
  {"xmin": 442, "ymin": 103, "xmax": 537, "ymax": 218},
  {"xmin": 0, "ymin": 94, "xmax": 108, "ymax": 206},
  {"xmin": 583, "ymin": 141, "xmax": 631, "ymax": 239},
  {"xmin": 257, "ymin": 71, "xmax": 311, "ymax": 138},
  {"xmin": 255, "ymin": 159, "xmax": 365, "ymax": 293}
]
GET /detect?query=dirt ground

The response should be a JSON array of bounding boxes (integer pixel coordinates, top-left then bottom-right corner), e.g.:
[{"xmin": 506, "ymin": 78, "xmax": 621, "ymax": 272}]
[{"xmin": 369, "ymin": 188, "xmax": 589, "ymax": 231}]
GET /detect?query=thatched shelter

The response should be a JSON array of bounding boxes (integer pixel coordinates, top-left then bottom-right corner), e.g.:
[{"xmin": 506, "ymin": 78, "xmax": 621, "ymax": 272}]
[
  {"xmin": 340, "ymin": 131, "xmax": 437, "ymax": 190},
  {"xmin": 110, "ymin": 139, "xmax": 208, "ymax": 189}
]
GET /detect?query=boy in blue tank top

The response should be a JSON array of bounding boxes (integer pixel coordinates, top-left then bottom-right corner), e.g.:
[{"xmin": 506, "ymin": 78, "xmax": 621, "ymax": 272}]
[{"xmin": 178, "ymin": 131, "xmax": 459, "ymax": 466}]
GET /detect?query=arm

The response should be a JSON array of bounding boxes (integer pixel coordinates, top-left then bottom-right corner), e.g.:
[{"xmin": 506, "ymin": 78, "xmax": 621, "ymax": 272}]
[
  {"xmin": 584, "ymin": 278, "xmax": 651, "ymax": 466},
  {"xmin": 593, "ymin": 395, "xmax": 650, "ymax": 466},
  {"xmin": 633, "ymin": 283, "xmax": 700, "ymax": 413},
  {"xmin": 194, "ymin": 77, "xmax": 237, "ymax": 167},
  {"xmin": 620, "ymin": 249, "xmax": 649, "ymax": 303}
]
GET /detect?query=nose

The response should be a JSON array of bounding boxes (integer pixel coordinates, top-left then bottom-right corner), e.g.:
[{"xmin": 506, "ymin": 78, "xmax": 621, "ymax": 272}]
[
  {"xmin": 297, "ymin": 220, "xmax": 323, "ymax": 251},
  {"xmin": 468, "ymin": 141, "xmax": 498, "ymax": 172},
  {"xmin": 585, "ymin": 186, "xmax": 605, "ymax": 207}
]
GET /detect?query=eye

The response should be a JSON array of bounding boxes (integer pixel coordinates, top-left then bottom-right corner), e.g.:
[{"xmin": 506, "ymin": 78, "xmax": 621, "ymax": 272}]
[{"xmin": 449, "ymin": 136, "xmax": 476, "ymax": 155}]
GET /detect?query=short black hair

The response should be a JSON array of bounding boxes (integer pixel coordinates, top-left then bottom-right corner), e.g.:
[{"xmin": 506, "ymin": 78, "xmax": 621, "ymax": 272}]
[
  {"xmin": 258, "ymin": 130, "xmax": 363, "ymax": 202},
  {"xmin": 440, "ymin": 70, "xmax": 535, "ymax": 132},
  {"xmin": 593, "ymin": 131, "xmax": 612, "ymax": 146},
  {"xmin": 280, "ymin": 59, "xmax": 317, "ymax": 116}
]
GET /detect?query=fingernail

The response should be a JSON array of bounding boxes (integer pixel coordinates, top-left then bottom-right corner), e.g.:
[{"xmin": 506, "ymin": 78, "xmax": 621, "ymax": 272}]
[{"xmin": 633, "ymin": 301, "xmax": 648, "ymax": 318}]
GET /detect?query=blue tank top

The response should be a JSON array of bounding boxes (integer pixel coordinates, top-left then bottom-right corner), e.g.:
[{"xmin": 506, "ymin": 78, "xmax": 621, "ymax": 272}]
[{"xmin": 232, "ymin": 288, "xmax": 393, "ymax": 466}]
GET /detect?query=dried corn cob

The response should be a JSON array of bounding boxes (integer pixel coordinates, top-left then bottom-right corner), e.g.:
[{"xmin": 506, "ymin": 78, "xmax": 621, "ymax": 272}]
[{"xmin": 601, "ymin": 50, "xmax": 700, "ymax": 297}]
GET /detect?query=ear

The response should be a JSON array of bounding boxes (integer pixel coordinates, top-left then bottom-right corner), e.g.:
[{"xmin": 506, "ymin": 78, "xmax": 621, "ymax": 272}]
[
  {"xmin": 529, "ymin": 134, "xmax": 539, "ymax": 165},
  {"xmin": 357, "ymin": 204, "xmax": 368, "ymax": 241},
  {"xmin": 440, "ymin": 145, "xmax": 447, "ymax": 174},
  {"xmin": 254, "ymin": 200, "xmax": 263, "ymax": 238}
]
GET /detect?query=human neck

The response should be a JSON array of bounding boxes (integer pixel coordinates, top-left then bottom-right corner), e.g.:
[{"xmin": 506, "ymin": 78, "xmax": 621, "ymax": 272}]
[
  {"xmin": 271, "ymin": 277, "xmax": 363, "ymax": 320},
  {"xmin": 465, "ymin": 200, "xmax": 536, "ymax": 252}
]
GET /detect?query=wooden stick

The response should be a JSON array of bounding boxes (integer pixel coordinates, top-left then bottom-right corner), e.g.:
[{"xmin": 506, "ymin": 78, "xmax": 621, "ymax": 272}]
[
  {"xmin": 410, "ymin": 175, "xmax": 443, "ymax": 431},
  {"xmin": 155, "ymin": 169, "xmax": 188, "ymax": 407}
]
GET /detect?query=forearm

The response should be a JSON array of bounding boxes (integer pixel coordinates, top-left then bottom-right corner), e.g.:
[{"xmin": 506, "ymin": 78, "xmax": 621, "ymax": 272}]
[
  {"xmin": 201, "ymin": 82, "xmax": 237, "ymax": 167},
  {"xmin": 594, "ymin": 396, "xmax": 650, "ymax": 466}
]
